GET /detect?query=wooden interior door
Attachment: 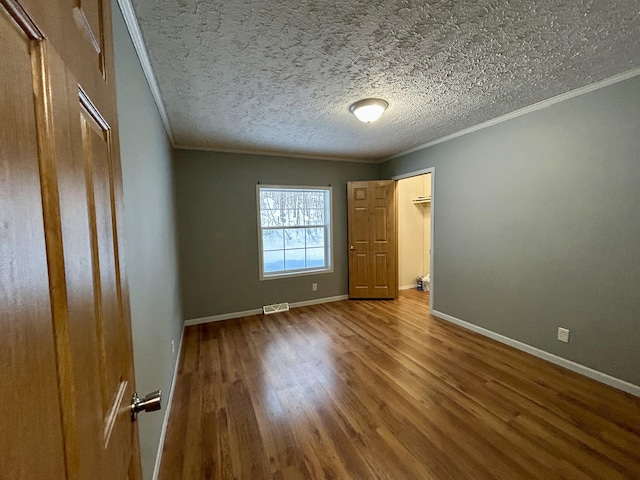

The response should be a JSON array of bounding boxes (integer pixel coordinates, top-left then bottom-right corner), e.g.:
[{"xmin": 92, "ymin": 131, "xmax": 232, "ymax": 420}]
[
  {"xmin": 347, "ymin": 180, "xmax": 398, "ymax": 299},
  {"xmin": 0, "ymin": 1, "xmax": 141, "ymax": 478}
]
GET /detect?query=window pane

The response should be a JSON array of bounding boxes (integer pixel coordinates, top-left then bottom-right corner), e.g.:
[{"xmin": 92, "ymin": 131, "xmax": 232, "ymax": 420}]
[
  {"xmin": 306, "ymin": 247, "xmax": 325, "ymax": 268},
  {"xmin": 305, "ymin": 227, "xmax": 324, "ymax": 247},
  {"xmin": 263, "ymin": 250, "xmax": 284, "ymax": 273},
  {"xmin": 282, "ymin": 208, "xmax": 301, "ymax": 227},
  {"xmin": 260, "ymin": 190, "xmax": 282, "ymax": 211},
  {"xmin": 305, "ymin": 209, "xmax": 324, "ymax": 225},
  {"xmin": 260, "ymin": 210, "xmax": 282, "ymax": 227},
  {"xmin": 304, "ymin": 191, "xmax": 324, "ymax": 209},
  {"xmin": 262, "ymin": 229, "xmax": 283, "ymax": 251},
  {"xmin": 283, "ymin": 191, "xmax": 299, "ymax": 210},
  {"xmin": 285, "ymin": 249, "xmax": 305, "ymax": 270},
  {"xmin": 284, "ymin": 228, "xmax": 305, "ymax": 248}
]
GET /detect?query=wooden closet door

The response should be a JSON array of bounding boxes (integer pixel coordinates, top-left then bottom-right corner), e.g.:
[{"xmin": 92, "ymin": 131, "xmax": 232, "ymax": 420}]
[
  {"xmin": 347, "ymin": 180, "xmax": 398, "ymax": 299},
  {"xmin": 0, "ymin": 1, "xmax": 141, "ymax": 478}
]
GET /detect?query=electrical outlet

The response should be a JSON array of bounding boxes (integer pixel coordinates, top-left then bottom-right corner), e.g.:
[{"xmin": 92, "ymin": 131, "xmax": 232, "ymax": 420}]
[
  {"xmin": 171, "ymin": 340, "xmax": 176, "ymax": 355},
  {"xmin": 312, "ymin": 283, "xmax": 318, "ymax": 291},
  {"xmin": 558, "ymin": 327, "xmax": 570, "ymax": 344}
]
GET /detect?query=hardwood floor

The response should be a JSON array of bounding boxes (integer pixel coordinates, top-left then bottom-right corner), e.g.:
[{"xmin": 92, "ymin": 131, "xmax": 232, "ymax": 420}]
[{"xmin": 158, "ymin": 290, "xmax": 640, "ymax": 479}]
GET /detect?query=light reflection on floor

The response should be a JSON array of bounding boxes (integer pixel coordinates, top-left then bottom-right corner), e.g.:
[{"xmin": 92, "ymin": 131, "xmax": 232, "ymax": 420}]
[{"xmin": 256, "ymin": 324, "xmax": 338, "ymax": 421}]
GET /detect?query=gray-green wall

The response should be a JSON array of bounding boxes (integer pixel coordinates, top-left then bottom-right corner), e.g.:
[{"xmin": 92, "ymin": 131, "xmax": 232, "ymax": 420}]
[
  {"xmin": 174, "ymin": 150, "xmax": 377, "ymax": 320},
  {"xmin": 113, "ymin": 3, "xmax": 183, "ymax": 478},
  {"xmin": 380, "ymin": 75, "xmax": 640, "ymax": 386}
]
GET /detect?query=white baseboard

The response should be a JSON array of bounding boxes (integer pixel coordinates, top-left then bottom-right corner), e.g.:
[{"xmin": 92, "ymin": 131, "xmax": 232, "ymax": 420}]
[
  {"xmin": 184, "ymin": 294, "xmax": 350, "ymax": 326},
  {"xmin": 399, "ymin": 284, "xmax": 417, "ymax": 291},
  {"xmin": 152, "ymin": 324, "xmax": 185, "ymax": 480},
  {"xmin": 431, "ymin": 310, "xmax": 640, "ymax": 397},
  {"xmin": 184, "ymin": 308, "xmax": 263, "ymax": 326},
  {"xmin": 289, "ymin": 294, "xmax": 349, "ymax": 308}
]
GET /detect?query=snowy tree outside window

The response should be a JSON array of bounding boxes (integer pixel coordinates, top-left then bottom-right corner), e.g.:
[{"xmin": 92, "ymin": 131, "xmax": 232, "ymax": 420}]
[{"xmin": 257, "ymin": 185, "xmax": 332, "ymax": 279}]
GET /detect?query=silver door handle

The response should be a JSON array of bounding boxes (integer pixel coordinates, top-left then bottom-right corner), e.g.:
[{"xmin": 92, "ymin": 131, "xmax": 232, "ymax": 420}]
[{"xmin": 131, "ymin": 390, "xmax": 162, "ymax": 421}]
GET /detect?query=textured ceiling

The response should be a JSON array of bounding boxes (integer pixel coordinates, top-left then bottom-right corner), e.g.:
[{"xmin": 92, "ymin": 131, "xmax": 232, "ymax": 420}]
[{"xmin": 131, "ymin": 0, "xmax": 640, "ymax": 161}]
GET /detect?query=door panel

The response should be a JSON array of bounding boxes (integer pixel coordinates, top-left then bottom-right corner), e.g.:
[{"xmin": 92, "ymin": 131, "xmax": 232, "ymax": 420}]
[
  {"xmin": 82, "ymin": 107, "xmax": 123, "ymax": 403},
  {"xmin": 347, "ymin": 180, "xmax": 398, "ymax": 299},
  {"xmin": 80, "ymin": 97, "xmax": 134, "ymax": 477},
  {"xmin": 0, "ymin": 8, "xmax": 67, "ymax": 478},
  {"xmin": 354, "ymin": 253, "xmax": 369, "ymax": 290},
  {"xmin": 20, "ymin": 0, "xmax": 116, "ymax": 121},
  {"xmin": 353, "ymin": 208, "xmax": 368, "ymax": 245},
  {"xmin": 76, "ymin": 0, "xmax": 105, "ymax": 56},
  {"xmin": 374, "ymin": 185, "xmax": 388, "ymax": 201},
  {"xmin": 373, "ymin": 206, "xmax": 388, "ymax": 242},
  {"xmin": 374, "ymin": 254, "xmax": 389, "ymax": 290}
]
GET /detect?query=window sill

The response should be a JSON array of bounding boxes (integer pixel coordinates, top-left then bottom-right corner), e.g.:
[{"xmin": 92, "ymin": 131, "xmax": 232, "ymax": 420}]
[{"xmin": 260, "ymin": 267, "xmax": 333, "ymax": 281}]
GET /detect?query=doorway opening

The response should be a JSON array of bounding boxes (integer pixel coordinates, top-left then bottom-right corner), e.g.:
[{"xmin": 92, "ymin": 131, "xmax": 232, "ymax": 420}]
[{"xmin": 394, "ymin": 168, "xmax": 435, "ymax": 312}]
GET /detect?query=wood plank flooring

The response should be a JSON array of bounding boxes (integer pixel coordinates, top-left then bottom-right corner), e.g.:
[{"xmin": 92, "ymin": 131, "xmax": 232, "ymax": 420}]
[{"xmin": 158, "ymin": 290, "xmax": 640, "ymax": 479}]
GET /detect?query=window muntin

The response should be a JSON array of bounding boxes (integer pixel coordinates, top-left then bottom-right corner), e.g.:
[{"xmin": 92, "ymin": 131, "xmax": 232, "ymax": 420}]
[{"xmin": 257, "ymin": 185, "xmax": 332, "ymax": 279}]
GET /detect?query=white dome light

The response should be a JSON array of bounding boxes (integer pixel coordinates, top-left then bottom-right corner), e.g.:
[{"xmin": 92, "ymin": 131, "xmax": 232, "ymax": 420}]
[{"xmin": 350, "ymin": 98, "xmax": 388, "ymax": 123}]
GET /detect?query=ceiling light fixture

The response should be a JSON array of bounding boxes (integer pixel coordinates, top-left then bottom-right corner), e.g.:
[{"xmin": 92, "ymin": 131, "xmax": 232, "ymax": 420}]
[{"xmin": 350, "ymin": 98, "xmax": 388, "ymax": 123}]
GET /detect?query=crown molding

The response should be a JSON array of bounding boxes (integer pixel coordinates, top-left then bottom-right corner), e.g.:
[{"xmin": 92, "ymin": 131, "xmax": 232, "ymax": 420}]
[
  {"xmin": 380, "ymin": 67, "xmax": 640, "ymax": 163},
  {"xmin": 115, "ymin": 0, "xmax": 176, "ymax": 146},
  {"xmin": 173, "ymin": 144, "xmax": 378, "ymax": 164}
]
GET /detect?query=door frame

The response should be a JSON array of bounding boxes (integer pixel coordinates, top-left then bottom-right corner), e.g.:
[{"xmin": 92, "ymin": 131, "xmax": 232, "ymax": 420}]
[{"xmin": 392, "ymin": 167, "xmax": 435, "ymax": 313}]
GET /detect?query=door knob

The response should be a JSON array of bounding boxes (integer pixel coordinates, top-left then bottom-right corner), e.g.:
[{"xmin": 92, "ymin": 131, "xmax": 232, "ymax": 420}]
[
  {"xmin": 131, "ymin": 390, "xmax": 162, "ymax": 421},
  {"xmin": 350, "ymin": 245, "xmax": 355, "ymax": 250}
]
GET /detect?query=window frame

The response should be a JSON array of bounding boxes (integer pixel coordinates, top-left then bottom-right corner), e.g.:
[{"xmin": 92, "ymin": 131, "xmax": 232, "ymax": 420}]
[{"xmin": 257, "ymin": 184, "xmax": 333, "ymax": 281}]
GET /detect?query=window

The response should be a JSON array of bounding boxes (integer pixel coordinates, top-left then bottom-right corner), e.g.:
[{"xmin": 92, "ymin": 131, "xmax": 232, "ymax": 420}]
[{"xmin": 257, "ymin": 185, "xmax": 332, "ymax": 279}]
